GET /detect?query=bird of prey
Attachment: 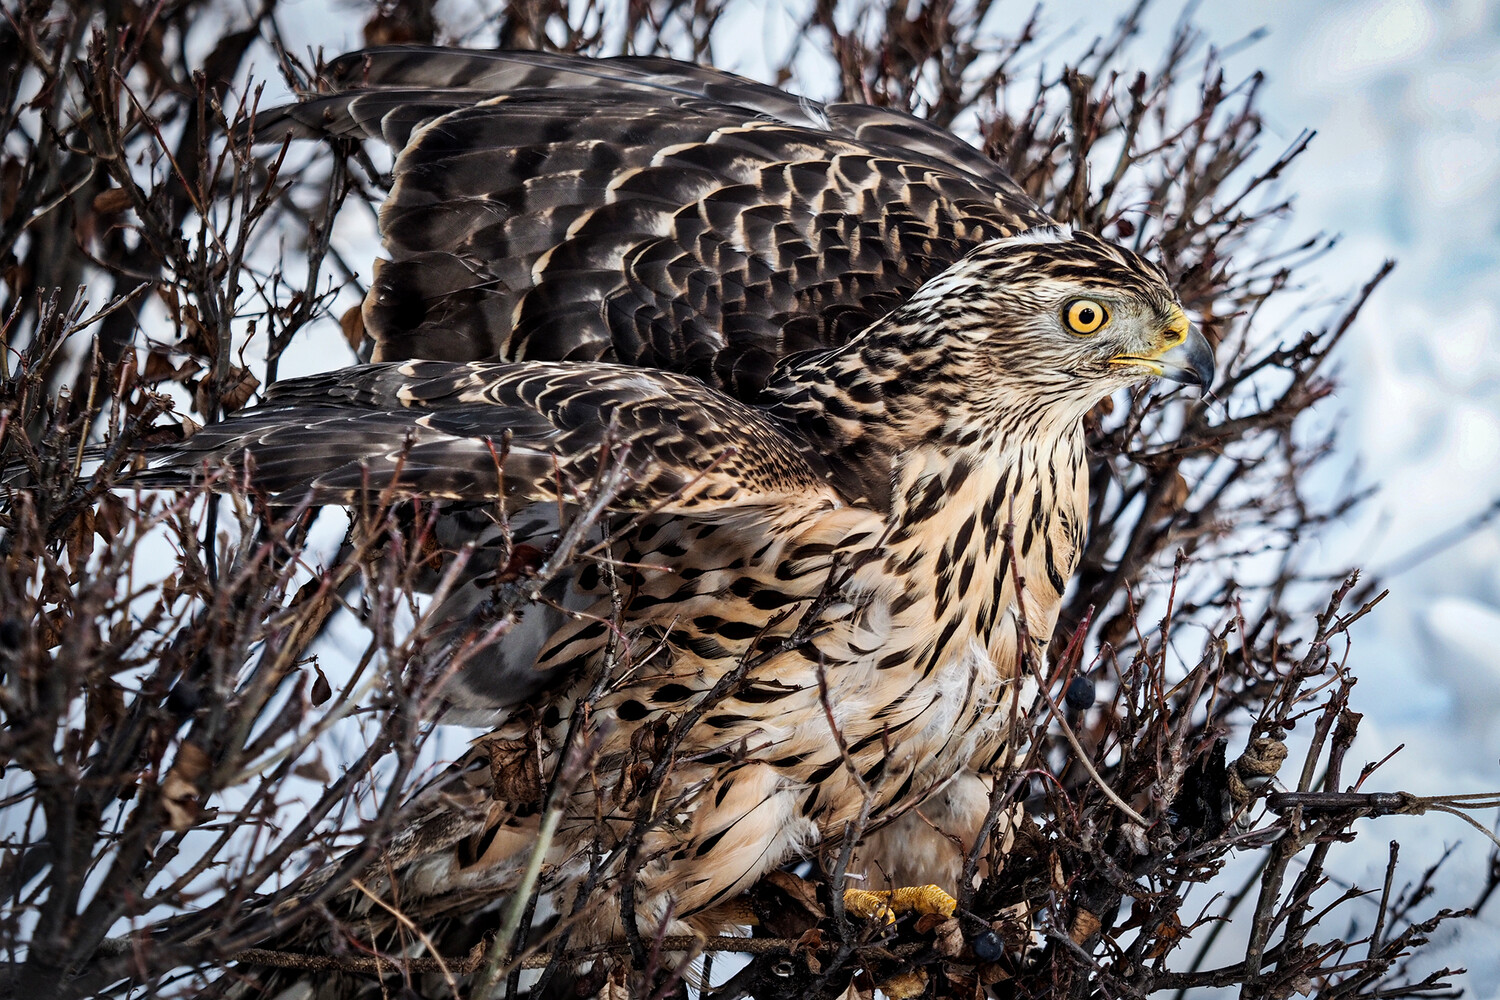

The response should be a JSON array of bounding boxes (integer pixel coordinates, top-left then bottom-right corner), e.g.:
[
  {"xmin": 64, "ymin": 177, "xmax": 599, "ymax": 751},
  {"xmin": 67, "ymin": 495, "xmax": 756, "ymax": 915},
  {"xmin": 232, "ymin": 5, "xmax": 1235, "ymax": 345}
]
[{"xmin": 144, "ymin": 46, "xmax": 1213, "ymax": 979}]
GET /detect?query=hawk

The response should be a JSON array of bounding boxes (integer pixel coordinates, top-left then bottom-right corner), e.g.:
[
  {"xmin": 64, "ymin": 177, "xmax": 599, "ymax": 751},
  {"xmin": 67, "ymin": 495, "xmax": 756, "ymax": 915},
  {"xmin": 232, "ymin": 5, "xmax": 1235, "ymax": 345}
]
[{"xmin": 144, "ymin": 46, "xmax": 1213, "ymax": 983}]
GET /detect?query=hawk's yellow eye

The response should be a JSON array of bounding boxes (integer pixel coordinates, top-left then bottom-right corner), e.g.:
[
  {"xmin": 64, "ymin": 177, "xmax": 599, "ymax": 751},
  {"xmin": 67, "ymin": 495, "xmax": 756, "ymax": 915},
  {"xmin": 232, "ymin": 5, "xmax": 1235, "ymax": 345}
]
[{"xmin": 1065, "ymin": 299, "xmax": 1108, "ymax": 335}]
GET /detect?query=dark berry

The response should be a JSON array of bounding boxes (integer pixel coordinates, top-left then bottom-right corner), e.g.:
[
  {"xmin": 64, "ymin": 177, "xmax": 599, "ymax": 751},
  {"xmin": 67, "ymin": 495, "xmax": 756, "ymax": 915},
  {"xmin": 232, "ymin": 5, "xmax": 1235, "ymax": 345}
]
[
  {"xmin": 971, "ymin": 929, "xmax": 1006, "ymax": 962},
  {"xmin": 0, "ymin": 619, "xmax": 23, "ymax": 649},
  {"xmin": 167, "ymin": 680, "xmax": 201, "ymax": 716},
  {"xmin": 1065, "ymin": 674, "xmax": 1096, "ymax": 711}
]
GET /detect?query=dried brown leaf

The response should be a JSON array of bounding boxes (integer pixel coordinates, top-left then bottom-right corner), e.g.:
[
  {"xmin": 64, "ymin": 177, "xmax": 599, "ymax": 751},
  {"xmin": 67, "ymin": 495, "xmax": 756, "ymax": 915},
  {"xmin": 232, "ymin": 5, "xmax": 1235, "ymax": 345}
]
[
  {"xmin": 763, "ymin": 869, "xmax": 825, "ymax": 918},
  {"xmin": 1069, "ymin": 907, "xmax": 1101, "ymax": 944},
  {"xmin": 878, "ymin": 970, "xmax": 927, "ymax": 1000},
  {"xmin": 339, "ymin": 304, "xmax": 365, "ymax": 352},
  {"xmin": 1161, "ymin": 468, "xmax": 1191, "ymax": 515},
  {"xmin": 292, "ymin": 758, "xmax": 332, "ymax": 785},
  {"xmin": 143, "ymin": 351, "xmax": 201, "ymax": 384},
  {"xmin": 64, "ymin": 508, "xmax": 96, "ymax": 582},
  {"xmin": 309, "ymin": 664, "xmax": 332, "ymax": 707},
  {"xmin": 161, "ymin": 742, "xmax": 211, "ymax": 831},
  {"xmin": 485, "ymin": 734, "xmax": 543, "ymax": 806},
  {"xmin": 930, "ymin": 915, "xmax": 965, "ymax": 957},
  {"xmin": 216, "ymin": 367, "xmax": 261, "ymax": 413},
  {"xmin": 92, "ymin": 186, "xmax": 134, "ymax": 215},
  {"xmin": 96, "ymin": 493, "xmax": 129, "ymax": 543}
]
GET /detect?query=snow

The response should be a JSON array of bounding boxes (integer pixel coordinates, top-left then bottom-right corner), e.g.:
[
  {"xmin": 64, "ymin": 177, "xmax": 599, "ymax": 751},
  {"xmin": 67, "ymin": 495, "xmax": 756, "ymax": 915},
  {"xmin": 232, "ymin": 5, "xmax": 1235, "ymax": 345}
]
[{"xmin": 1187, "ymin": 1, "xmax": 1500, "ymax": 990}]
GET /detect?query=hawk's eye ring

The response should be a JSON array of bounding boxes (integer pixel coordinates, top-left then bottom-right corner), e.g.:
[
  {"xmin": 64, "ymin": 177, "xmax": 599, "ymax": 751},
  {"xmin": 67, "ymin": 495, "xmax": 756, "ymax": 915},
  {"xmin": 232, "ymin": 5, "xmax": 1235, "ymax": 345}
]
[{"xmin": 1064, "ymin": 298, "xmax": 1109, "ymax": 335}]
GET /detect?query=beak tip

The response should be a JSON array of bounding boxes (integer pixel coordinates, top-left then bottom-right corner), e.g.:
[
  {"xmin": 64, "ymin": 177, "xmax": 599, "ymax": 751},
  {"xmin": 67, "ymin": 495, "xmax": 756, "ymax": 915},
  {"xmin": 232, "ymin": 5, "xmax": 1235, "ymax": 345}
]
[
  {"xmin": 1156, "ymin": 327, "xmax": 1216, "ymax": 391},
  {"xmin": 1187, "ymin": 353, "xmax": 1215, "ymax": 391}
]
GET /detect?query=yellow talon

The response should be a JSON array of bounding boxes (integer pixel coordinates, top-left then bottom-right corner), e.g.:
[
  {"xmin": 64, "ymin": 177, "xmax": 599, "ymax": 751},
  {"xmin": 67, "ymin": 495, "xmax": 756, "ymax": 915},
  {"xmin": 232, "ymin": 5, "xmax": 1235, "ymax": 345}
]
[
  {"xmin": 843, "ymin": 887, "xmax": 897, "ymax": 923},
  {"xmin": 842, "ymin": 884, "xmax": 958, "ymax": 923},
  {"xmin": 891, "ymin": 884, "xmax": 958, "ymax": 918}
]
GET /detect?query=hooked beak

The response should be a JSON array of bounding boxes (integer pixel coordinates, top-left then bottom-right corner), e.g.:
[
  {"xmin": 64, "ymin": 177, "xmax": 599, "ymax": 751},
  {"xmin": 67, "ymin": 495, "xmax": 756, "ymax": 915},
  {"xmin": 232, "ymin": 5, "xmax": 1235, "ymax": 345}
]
[
  {"xmin": 1154, "ymin": 325, "xmax": 1215, "ymax": 388},
  {"xmin": 1110, "ymin": 309, "xmax": 1216, "ymax": 389}
]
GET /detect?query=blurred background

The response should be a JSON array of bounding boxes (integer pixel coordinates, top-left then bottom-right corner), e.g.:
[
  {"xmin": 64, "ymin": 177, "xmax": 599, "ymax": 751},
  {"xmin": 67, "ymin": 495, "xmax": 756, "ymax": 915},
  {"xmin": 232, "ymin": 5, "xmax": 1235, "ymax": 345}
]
[
  {"xmin": 1145, "ymin": 3, "xmax": 1500, "ymax": 990},
  {"xmin": 1067, "ymin": 1, "xmax": 1500, "ymax": 990}
]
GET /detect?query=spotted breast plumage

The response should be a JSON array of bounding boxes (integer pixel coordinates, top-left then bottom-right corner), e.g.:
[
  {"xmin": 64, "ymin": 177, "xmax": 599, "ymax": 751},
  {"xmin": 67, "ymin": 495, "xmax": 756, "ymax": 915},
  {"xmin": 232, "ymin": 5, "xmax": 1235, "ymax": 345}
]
[{"xmin": 144, "ymin": 46, "xmax": 1214, "ymax": 986}]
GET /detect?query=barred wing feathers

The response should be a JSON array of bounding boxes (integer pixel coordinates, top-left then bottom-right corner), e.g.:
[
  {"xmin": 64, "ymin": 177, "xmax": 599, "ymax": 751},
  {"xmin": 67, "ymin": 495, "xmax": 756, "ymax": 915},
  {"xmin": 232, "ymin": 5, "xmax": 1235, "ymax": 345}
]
[
  {"xmin": 252, "ymin": 47, "xmax": 1051, "ymax": 395},
  {"xmin": 140, "ymin": 361, "xmax": 837, "ymax": 509}
]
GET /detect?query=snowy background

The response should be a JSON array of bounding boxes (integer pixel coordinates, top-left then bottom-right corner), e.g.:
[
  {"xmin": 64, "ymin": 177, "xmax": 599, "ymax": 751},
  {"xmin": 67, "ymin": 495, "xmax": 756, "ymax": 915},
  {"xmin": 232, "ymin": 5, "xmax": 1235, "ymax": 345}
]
[
  {"xmin": 1172, "ymin": 1, "xmax": 1500, "ymax": 989},
  {"xmin": 212, "ymin": 0, "xmax": 1500, "ymax": 990}
]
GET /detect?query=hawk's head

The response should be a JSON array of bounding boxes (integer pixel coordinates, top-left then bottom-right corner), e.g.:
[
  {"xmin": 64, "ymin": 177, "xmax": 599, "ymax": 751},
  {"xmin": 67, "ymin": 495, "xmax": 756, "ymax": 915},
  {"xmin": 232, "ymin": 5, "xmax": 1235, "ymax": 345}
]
[{"xmin": 879, "ymin": 226, "xmax": 1213, "ymax": 426}]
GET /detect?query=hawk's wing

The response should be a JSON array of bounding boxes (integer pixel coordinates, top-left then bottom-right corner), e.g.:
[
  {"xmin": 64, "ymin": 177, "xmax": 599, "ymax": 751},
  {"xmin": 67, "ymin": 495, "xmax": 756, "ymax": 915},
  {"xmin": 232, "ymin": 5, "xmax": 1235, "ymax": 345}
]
[
  {"xmin": 252, "ymin": 47, "xmax": 1052, "ymax": 397},
  {"xmin": 138, "ymin": 360, "xmax": 837, "ymax": 510}
]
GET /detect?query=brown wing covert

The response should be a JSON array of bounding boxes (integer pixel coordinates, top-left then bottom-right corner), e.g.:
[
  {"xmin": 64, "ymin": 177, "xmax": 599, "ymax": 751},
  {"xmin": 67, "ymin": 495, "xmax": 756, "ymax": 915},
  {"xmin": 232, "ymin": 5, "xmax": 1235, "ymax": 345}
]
[
  {"xmin": 139, "ymin": 360, "xmax": 836, "ymax": 508},
  {"xmin": 250, "ymin": 47, "xmax": 1052, "ymax": 397}
]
